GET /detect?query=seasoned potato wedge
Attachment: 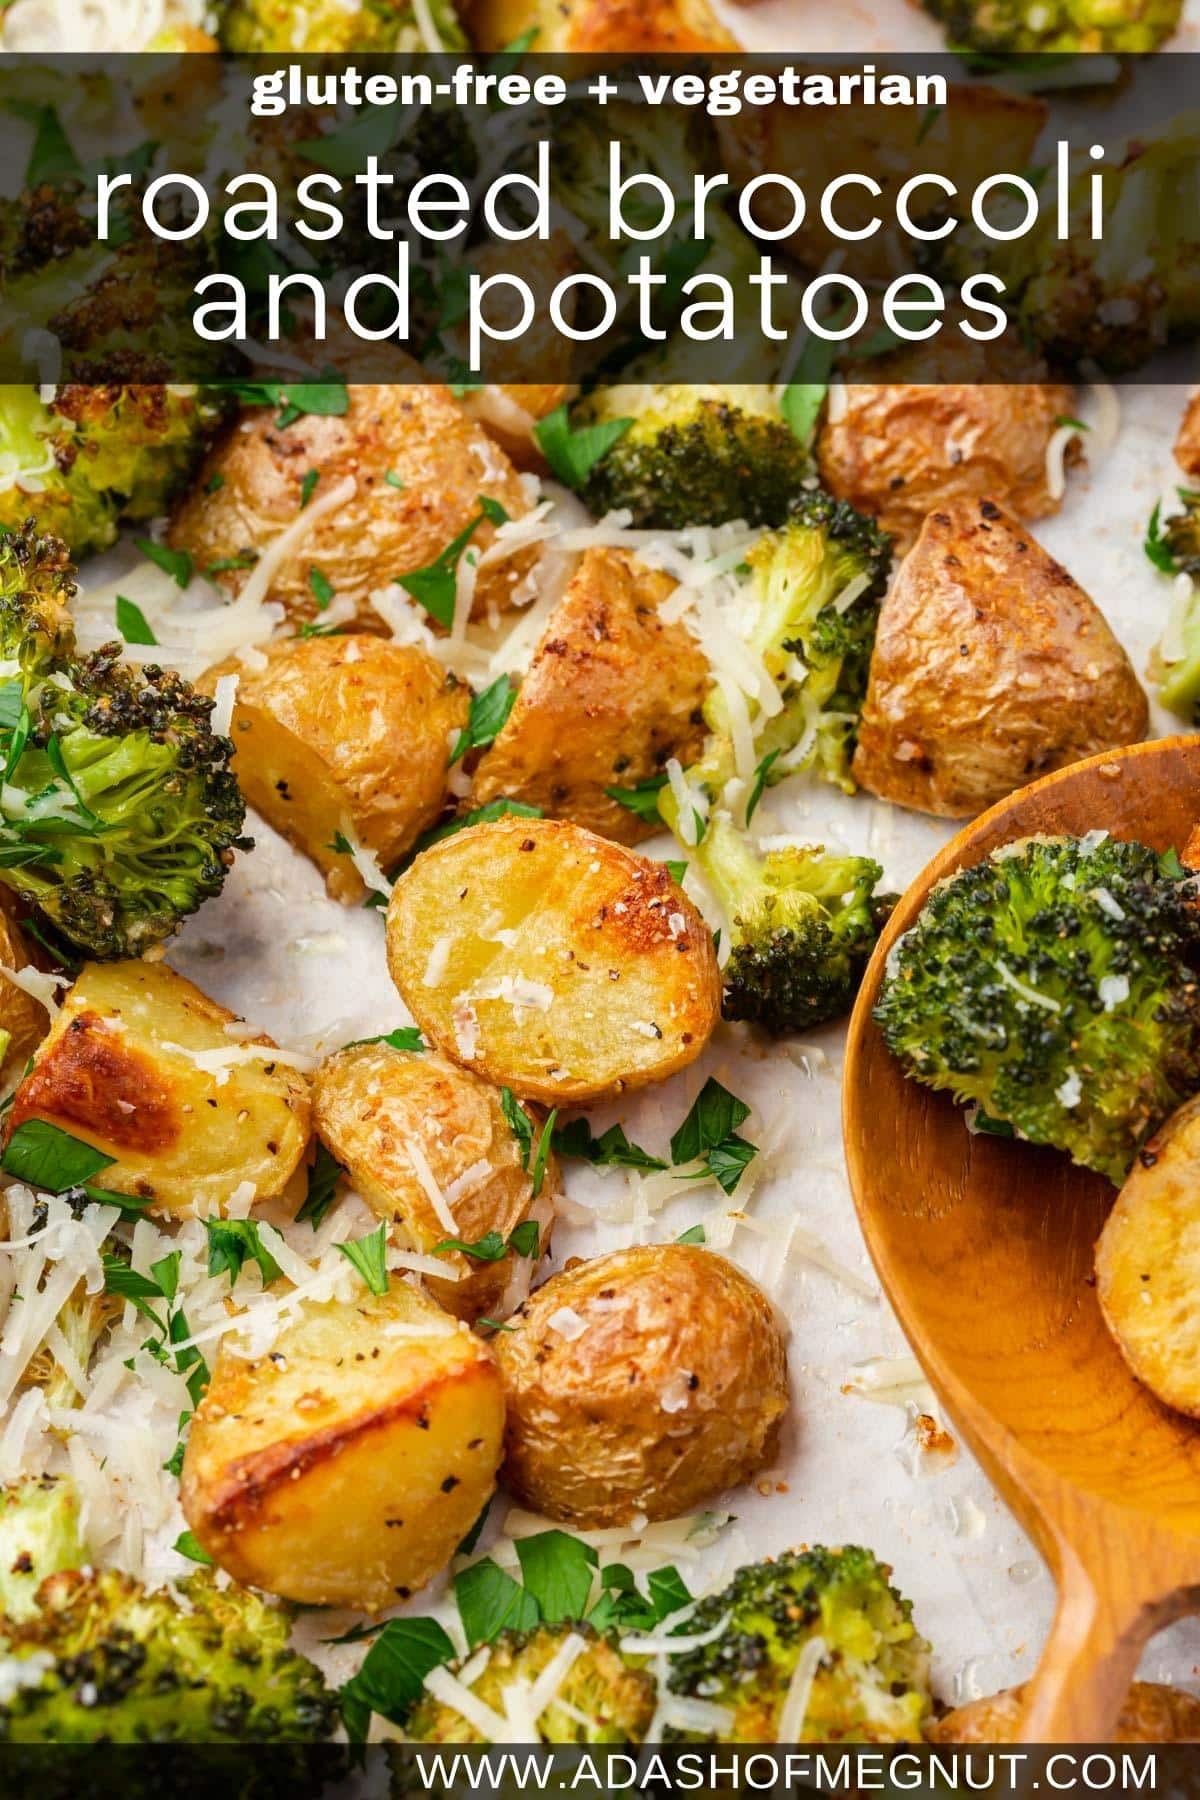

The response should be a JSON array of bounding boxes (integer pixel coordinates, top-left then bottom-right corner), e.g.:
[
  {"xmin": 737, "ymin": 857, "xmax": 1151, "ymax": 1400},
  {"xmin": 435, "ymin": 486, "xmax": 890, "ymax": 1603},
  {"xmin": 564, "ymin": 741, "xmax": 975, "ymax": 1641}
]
[
  {"xmin": 386, "ymin": 817, "xmax": 720, "ymax": 1103},
  {"xmin": 201, "ymin": 637, "xmax": 468, "ymax": 903},
  {"xmin": 181, "ymin": 1281, "xmax": 504, "ymax": 1610},
  {"xmin": 0, "ymin": 898, "xmax": 52, "ymax": 1080},
  {"xmin": 471, "ymin": 549, "xmax": 710, "ymax": 844},
  {"xmin": 168, "ymin": 381, "xmax": 538, "ymax": 630},
  {"xmin": 1096, "ymin": 1094, "xmax": 1200, "ymax": 1418},
  {"xmin": 466, "ymin": 0, "xmax": 735, "ymax": 50},
  {"xmin": 931, "ymin": 1682, "xmax": 1200, "ymax": 1743},
  {"xmin": 1176, "ymin": 393, "xmax": 1200, "ymax": 478},
  {"xmin": 817, "ymin": 339, "xmax": 1075, "ymax": 553},
  {"xmin": 5, "ymin": 961, "xmax": 311, "ymax": 1218},
  {"xmin": 852, "ymin": 498, "xmax": 1148, "ymax": 817},
  {"xmin": 313, "ymin": 1042, "xmax": 556, "ymax": 1321},
  {"xmin": 495, "ymin": 1245, "xmax": 789, "ymax": 1526}
]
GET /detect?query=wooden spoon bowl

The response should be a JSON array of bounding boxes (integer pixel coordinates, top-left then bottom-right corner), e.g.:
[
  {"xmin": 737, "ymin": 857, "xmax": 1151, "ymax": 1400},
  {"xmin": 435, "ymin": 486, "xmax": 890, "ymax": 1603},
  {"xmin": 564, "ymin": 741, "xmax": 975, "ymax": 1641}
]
[{"xmin": 843, "ymin": 737, "xmax": 1200, "ymax": 1743}]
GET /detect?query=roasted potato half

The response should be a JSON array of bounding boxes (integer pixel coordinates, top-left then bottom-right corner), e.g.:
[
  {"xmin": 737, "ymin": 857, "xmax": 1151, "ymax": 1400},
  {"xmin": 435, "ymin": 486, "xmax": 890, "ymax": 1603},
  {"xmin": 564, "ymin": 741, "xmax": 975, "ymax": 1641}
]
[
  {"xmin": 201, "ymin": 637, "xmax": 468, "ymax": 903},
  {"xmin": 313, "ymin": 1042, "xmax": 557, "ymax": 1321},
  {"xmin": 1096, "ymin": 1093, "xmax": 1200, "ymax": 1418},
  {"xmin": 817, "ymin": 338, "xmax": 1075, "ymax": 553},
  {"xmin": 168, "ymin": 381, "xmax": 538, "ymax": 630},
  {"xmin": 181, "ymin": 1281, "xmax": 504, "ymax": 1610},
  {"xmin": 5, "ymin": 960, "xmax": 311, "ymax": 1218},
  {"xmin": 386, "ymin": 817, "xmax": 720, "ymax": 1103},
  {"xmin": 0, "ymin": 898, "xmax": 52, "ymax": 1080},
  {"xmin": 1176, "ymin": 392, "xmax": 1200, "ymax": 478},
  {"xmin": 495, "ymin": 1245, "xmax": 789, "ymax": 1526},
  {"xmin": 852, "ymin": 498, "xmax": 1148, "ymax": 818},
  {"xmin": 466, "ymin": 0, "xmax": 734, "ymax": 50},
  {"xmin": 930, "ymin": 1682, "xmax": 1200, "ymax": 1743},
  {"xmin": 471, "ymin": 548, "xmax": 710, "ymax": 844}
]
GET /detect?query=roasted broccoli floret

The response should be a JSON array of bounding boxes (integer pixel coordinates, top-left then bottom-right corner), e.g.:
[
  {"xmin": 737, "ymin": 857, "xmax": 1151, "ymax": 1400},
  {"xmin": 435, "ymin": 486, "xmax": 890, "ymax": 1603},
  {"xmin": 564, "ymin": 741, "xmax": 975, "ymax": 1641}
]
[
  {"xmin": 1149, "ymin": 493, "xmax": 1200, "ymax": 723},
  {"xmin": 22, "ymin": 1279, "xmax": 123, "ymax": 1417},
  {"xmin": 875, "ymin": 834, "xmax": 1200, "ymax": 1183},
  {"xmin": 0, "ymin": 1479, "xmax": 85, "ymax": 1624},
  {"xmin": 0, "ymin": 523, "xmax": 246, "ymax": 959},
  {"xmin": 218, "ymin": 0, "xmax": 465, "ymax": 49},
  {"xmin": 683, "ymin": 811, "xmax": 890, "ymax": 1035},
  {"xmin": 405, "ymin": 1623, "xmax": 657, "ymax": 1744},
  {"xmin": 0, "ymin": 1565, "xmax": 337, "ymax": 1741},
  {"xmin": 1162, "ymin": 490, "xmax": 1200, "ymax": 578},
  {"xmin": 574, "ymin": 386, "xmax": 813, "ymax": 530},
  {"xmin": 929, "ymin": 117, "xmax": 1200, "ymax": 374},
  {"xmin": 921, "ymin": 0, "xmax": 1180, "ymax": 52},
  {"xmin": 663, "ymin": 1546, "xmax": 930, "ymax": 1742}
]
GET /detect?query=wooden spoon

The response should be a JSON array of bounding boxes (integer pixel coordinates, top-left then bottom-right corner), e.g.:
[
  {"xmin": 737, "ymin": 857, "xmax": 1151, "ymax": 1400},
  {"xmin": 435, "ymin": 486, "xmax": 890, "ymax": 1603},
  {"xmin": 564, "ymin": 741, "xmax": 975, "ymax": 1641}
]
[{"xmin": 842, "ymin": 737, "xmax": 1200, "ymax": 1743}]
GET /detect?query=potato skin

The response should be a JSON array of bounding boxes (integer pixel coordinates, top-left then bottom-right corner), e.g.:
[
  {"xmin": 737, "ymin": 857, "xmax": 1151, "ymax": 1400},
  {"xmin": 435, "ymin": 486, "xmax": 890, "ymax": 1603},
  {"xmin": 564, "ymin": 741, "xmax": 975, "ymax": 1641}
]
[
  {"xmin": 1096, "ymin": 1094, "xmax": 1200, "ymax": 1418},
  {"xmin": 313, "ymin": 1042, "xmax": 557, "ymax": 1321},
  {"xmin": 5, "ymin": 960, "xmax": 311, "ymax": 1218},
  {"xmin": 496, "ymin": 1245, "xmax": 788, "ymax": 1527},
  {"xmin": 202, "ymin": 637, "xmax": 468, "ymax": 903},
  {"xmin": 471, "ymin": 549, "xmax": 710, "ymax": 845},
  {"xmin": 0, "ymin": 897, "xmax": 51, "ymax": 1081},
  {"xmin": 168, "ymin": 382, "xmax": 536, "ymax": 630},
  {"xmin": 181, "ymin": 1282, "xmax": 504, "ymax": 1610},
  {"xmin": 386, "ymin": 817, "xmax": 720, "ymax": 1104},
  {"xmin": 817, "ymin": 342, "xmax": 1074, "ymax": 553},
  {"xmin": 851, "ymin": 498, "xmax": 1148, "ymax": 818},
  {"xmin": 467, "ymin": 0, "xmax": 734, "ymax": 50},
  {"xmin": 930, "ymin": 1682, "xmax": 1200, "ymax": 1743},
  {"xmin": 1176, "ymin": 393, "xmax": 1200, "ymax": 478}
]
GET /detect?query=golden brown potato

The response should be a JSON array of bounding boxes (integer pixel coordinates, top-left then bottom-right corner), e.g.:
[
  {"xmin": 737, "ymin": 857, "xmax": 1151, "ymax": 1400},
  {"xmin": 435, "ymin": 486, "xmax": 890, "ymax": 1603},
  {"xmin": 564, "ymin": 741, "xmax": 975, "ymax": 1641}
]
[
  {"xmin": 0, "ymin": 897, "xmax": 52, "ymax": 1081},
  {"xmin": 467, "ymin": 0, "xmax": 734, "ymax": 49},
  {"xmin": 201, "ymin": 637, "xmax": 468, "ymax": 904},
  {"xmin": 471, "ymin": 549, "xmax": 711, "ymax": 845},
  {"xmin": 181, "ymin": 1281, "xmax": 504, "ymax": 1610},
  {"xmin": 817, "ymin": 338, "xmax": 1076, "ymax": 554},
  {"xmin": 495, "ymin": 1245, "xmax": 789, "ymax": 1527},
  {"xmin": 168, "ymin": 381, "xmax": 537, "ymax": 631},
  {"xmin": 1096, "ymin": 1094, "xmax": 1200, "ymax": 1418},
  {"xmin": 1176, "ymin": 393, "xmax": 1200, "ymax": 478},
  {"xmin": 930, "ymin": 1682, "xmax": 1200, "ymax": 1743},
  {"xmin": 386, "ymin": 817, "xmax": 720, "ymax": 1104},
  {"xmin": 312, "ymin": 1042, "xmax": 557, "ymax": 1321},
  {"xmin": 851, "ymin": 498, "xmax": 1148, "ymax": 818},
  {"xmin": 5, "ymin": 960, "xmax": 311, "ymax": 1218}
]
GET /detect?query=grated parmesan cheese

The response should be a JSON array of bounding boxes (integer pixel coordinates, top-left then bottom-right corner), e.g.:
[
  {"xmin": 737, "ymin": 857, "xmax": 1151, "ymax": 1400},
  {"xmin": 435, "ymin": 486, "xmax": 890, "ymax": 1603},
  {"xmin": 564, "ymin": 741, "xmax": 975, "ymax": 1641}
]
[
  {"xmin": 403, "ymin": 1139, "xmax": 459, "ymax": 1236},
  {"xmin": 775, "ymin": 1635, "xmax": 827, "ymax": 1742}
]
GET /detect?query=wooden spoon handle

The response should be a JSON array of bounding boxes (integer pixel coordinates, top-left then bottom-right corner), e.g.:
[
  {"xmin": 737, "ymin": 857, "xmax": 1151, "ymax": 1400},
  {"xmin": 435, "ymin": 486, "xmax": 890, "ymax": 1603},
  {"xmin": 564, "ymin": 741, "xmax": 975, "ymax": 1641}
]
[{"xmin": 1016, "ymin": 1562, "xmax": 1164, "ymax": 1742}]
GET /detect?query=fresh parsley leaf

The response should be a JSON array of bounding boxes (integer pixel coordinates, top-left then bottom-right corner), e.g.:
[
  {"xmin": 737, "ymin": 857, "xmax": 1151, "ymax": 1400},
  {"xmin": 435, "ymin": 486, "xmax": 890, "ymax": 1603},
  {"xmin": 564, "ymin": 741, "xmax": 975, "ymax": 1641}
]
[
  {"xmin": 115, "ymin": 596, "xmax": 157, "ymax": 646},
  {"xmin": 665, "ymin": 859, "xmax": 688, "ymax": 886},
  {"xmin": 704, "ymin": 1135, "xmax": 758, "ymax": 1196},
  {"xmin": 152, "ymin": 1250, "xmax": 181, "ymax": 1304},
  {"xmin": 399, "ymin": 514, "xmax": 486, "ymax": 628},
  {"xmin": 204, "ymin": 555, "xmax": 257, "ymax": 577},
  {"xmin": 205, "ymin": 472, "xmax": 225, "ymax": 494},
  {"xmin": 915, "ymin": 101, "xmax": 943, "ymax": 145},
  {"xmin": 477, "ymin": 494, "xmax": 510, "ymax": 526},
  {"xmin": 508, "ymin": 1219, "xmax": 540, "ymax": 1259},
  {"xmin": 534, "ymin": 405, "xmax": 633, "ymax": 490},
  {"xmin": 515, "ymin": 1530, "xmax": 596, "ymax": 1623},
  {"xmin": 1160, "ymin": 846, "xmax": 1188, "ymax": 880},
  {"xmin": 449, "ymin": 675, "xmax": 517, "ymax": 765},
  {"xmin": 1145, "ymin": 502, "xmax": 1177, "ymax": 574},
  {"xmin": 339, "ymin": 1617, "xmax": 456, "ymax": 1737},
  {"xmin": 2, "ymin": 1120, "xmax": 115, "ymax": 1193},
  {"xmin": 1055, "ymin": 415, "xmax": 1089, "ymax": 432},
  {"xmin": 102, "ymin": 1255, "xmax": 166, "ymax": 1328},
  {"xmin": 646, "ymin": 1565, "xmax": 692, "ymax": 1619},
  {"xmin": 174, "ymin": 1530, "xmax": 213, "ymax": 1566},
  {"xmin": 135, "ymin": 539, "xmax": 192, "ymax": 589},
  {"xmin": 296, "ymin": 1142, "xmax": 342, "ymax": 1228},
  {"xmin": 500, "ymin": 1087, "xmax": 533, "ymax": 1166},
  {"xmin": 296, "ymin": 106, "xmax": 407, "ymax": 178},
  {"xmin": 670, "ymin": 1078, "xmax": 751, "ymax": 1165},
  {"xmin": 405, "ymin": 798, "xmax": 542, "ymax": 864},
  {"xmin": 274, "ymin": 381, "xmax": 349, "ymax": 429},
  {"xmin": 308, "ymin": 566, "xmax": 334, "ymax": 610},
  {"xmin": 8, "ymin": 100, "xmax": 81, "ymax": 187},
  {"xmin": 530, "ymin": 1109, "xmax": 557, "ymax": 1199},
  {"xmin": 779, "ymin": 382, "xmax": 828, "ymax": 449},
  {"xmin": 337, "ymin": 1222, "xmax": 389, "ymax": 1295},
  {"xmin": 745, "ymin": 749, "xmax": 780, "ymax": 825},
  {"xmin": 433, "ymin": 1230, "xmax": 507, "ymax": 1262},
  {"xmin": 299, "ymin": 469, "xmax": 320, "ymax": 508},
  {"xmin": 455, "ymin": 1557, "xmax": 539, "ymax": 1647},
  {"xmin": 552, "ymin": 1117, "xmax": 665, "ymax": 1172},
  {"xmin": 476, "ymin": 1317, "xmax": 515, "ymax": 1332},
  {"xmin": 204, "ymin": 1218, "xmax": 282, "ymax": 1287},
  {"xmin": 342, "ymin": 1026, "xmax": 427, "ymax": 1053},
  {"xmin": 384, "ymin": 471, "xmax": 406, "ymax": 490},
  {"xmin": 675, "ymin": 1223, "xmax": 706, "ymax": 1245},
  {"xmin": 604, "ymin": 772, "xmax": 668, "ymax": 824},
  {"xmin": 457, "ymin": 1500, "xmax": 492, "ymax": 1555}
]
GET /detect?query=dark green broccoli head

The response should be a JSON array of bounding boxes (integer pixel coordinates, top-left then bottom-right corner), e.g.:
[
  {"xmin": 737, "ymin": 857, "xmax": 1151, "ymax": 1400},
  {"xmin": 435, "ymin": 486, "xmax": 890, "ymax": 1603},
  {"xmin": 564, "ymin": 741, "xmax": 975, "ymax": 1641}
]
[
  {"xmin": 0, "ymin": 528, "xmax": 246, "ymax": 959},
  {"xmin": 920, "ymin": 0, "xmax": 1180, "ymax": 52},
  {"xmin": 0, "ymin": 520, "xmax": 76, "ymax": 676},
  {"xmin": 575, "ymin": 386, "xmax": 813, "ymax": 530},
  {"xmin": 1162, "ymin": 491, "xmax": 1200, "ymax": 579},
  {"xmin": 405, "ymin": 1622, "xmax": 657, "ymax": 1743},
  {"xmin": 664, "ymin": 1545, "xmax": 930, "ymax": 1742},
  {"xmin": 0, "ymin": 1478, "xmax": 85, "ymax": 1624},
  {"xmin": 875, "ymin": 833, "xmax": 1200, "ymax": 1183},
  {"xmin": 686, "ymin": 811, "xmax": 890, "ymax": 1035},
  {"xmin": 0, "ymin": 1567, "xmax": 337, "ymax": 1742}
]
